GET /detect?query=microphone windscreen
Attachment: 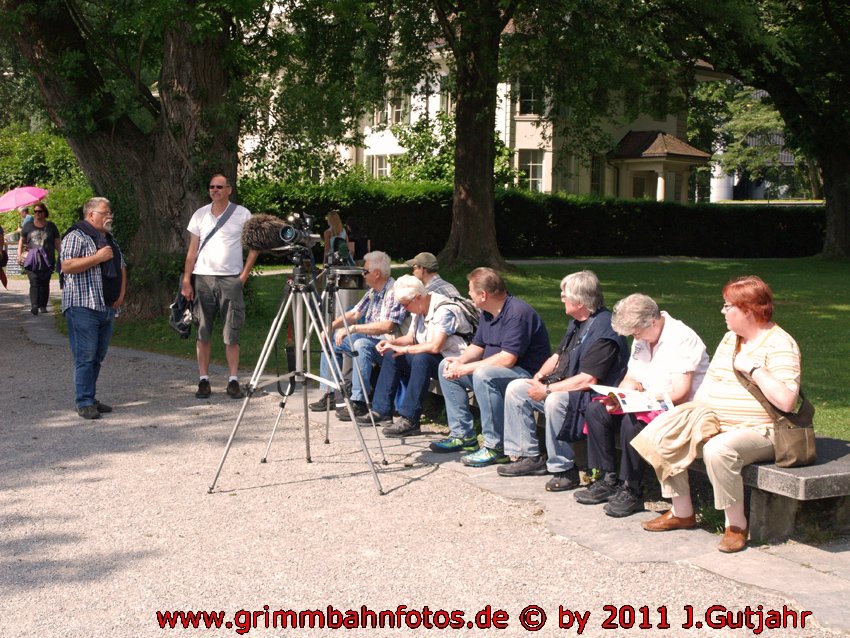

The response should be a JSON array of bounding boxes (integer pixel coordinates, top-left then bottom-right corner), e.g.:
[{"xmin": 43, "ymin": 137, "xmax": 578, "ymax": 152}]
[{"xmin": 242, "ymin": 214, "xmax": 287, "ymax": 251}]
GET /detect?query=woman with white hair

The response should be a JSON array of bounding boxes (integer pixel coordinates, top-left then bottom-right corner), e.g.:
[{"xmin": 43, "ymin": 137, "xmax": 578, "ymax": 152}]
[
  {"xmin": 358, "ymin": 274, "xmax": 473, "ymax": 437},
  {"xmin": 574, "ymin": 293, "xmax": 709, "ymax": 517}
]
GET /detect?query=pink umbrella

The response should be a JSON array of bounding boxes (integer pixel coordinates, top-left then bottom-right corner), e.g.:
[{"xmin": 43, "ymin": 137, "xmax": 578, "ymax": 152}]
[{"xmin": 0, "ymin": 186, "xmax": 48, "ymax": 213}]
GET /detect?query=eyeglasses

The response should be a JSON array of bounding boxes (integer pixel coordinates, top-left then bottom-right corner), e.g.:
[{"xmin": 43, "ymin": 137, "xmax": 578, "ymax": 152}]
[
  {"xmin": 92, "ymin": 210, "xmax": 113, "ymax": 217},
  {"xmin": 208, "ymin": 184, "xmax": 228, "ymax": 190},
  {"xmin": 362, "ymin": 270, "xmax": 371, "ymax": 275},
  {"xmin": 721, "ymin": 302, "xmax": 735, "ymax": 311},
  {"xmin": 400, "ymin": 296, "xmax": 417, "ymax": 309}
]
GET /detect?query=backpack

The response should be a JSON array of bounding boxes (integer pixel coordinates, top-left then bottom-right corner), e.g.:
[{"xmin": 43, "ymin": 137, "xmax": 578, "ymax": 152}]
[{"xmin": 433, "ymin": 296, "xmax": 480, "ymax": 343}]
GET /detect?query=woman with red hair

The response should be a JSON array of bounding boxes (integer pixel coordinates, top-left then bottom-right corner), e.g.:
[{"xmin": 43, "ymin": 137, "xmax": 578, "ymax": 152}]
[{"xmin": 633, "ymin": 275, "xmax": 801, "ymax": 553}]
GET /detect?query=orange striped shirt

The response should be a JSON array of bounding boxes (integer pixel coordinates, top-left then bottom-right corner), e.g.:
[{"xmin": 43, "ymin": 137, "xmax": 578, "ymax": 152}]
[{"xmin": 694, "ymin": 325, "xmax": 801, "ymax": 432}]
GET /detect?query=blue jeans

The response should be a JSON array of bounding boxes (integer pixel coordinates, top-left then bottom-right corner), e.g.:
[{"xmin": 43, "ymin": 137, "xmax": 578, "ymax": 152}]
[
  {"xmin": 371, "ymin": 351, "xmax": 442, "ymax": 424},
  {"xmin": 65, "ymin": 306, "xmax": 115, "ymax": 409},
  {"xmin": 438, "ymin": 361, "xmax": 532, "ymax": 450},
  {"xmin": 319, "ymin": 334, "xmax": 380, "ymax": 402},
  {"xmin": 503, "ymin": 379, "xmax": 576, "ymax": 471}
]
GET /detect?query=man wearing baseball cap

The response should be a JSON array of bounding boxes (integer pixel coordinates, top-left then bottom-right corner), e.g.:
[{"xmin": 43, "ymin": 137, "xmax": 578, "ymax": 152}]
[{"xmin": 405, "ymin": 252, "xmax": 459, "ymax": 298}]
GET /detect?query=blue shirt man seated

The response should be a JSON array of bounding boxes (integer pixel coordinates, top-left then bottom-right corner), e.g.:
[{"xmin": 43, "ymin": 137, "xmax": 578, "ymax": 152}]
[
  {"xmin": 309, "ymin": 251, "xmax": 407, "ymax": 420},
  {"xmin": 433, "ymin": 267, "xmax": 551, "ymax": 467},
  {"xmin": 356, "ymin": 275, "xmax": 474, "ymax": 436},
  {"xmin": 498, "ymin": 270, "xmax": 629, "ymax": 491}
]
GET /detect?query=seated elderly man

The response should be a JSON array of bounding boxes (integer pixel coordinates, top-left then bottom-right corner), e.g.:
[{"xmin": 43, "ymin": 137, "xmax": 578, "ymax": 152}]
[
  {"xmin": 356, "ymin": 275, "xmax": 474, "ymax": 437},
  {"xmin": 574, "ymin": 294, "xmax": 709, "ymax": 517},
  {"xmin": 434, "ymin": 267, "xmax": 551, "ymax": 467},
  {"xmin": 309, "ymin": 250, "xmax": 407, "ymax": 420},
  {"xmin": 498, "ymin": 271, "xmax": 629, "ymax": 491},
  {"xmin": 405, "ymin": 251, "xmax": 460, "ymax": 297}
]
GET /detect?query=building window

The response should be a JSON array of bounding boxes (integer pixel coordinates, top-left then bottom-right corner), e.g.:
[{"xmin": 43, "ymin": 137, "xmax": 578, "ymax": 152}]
[
  {"xmin": 590, "ymin": 155, "xmax": 605, "ymax": 196},
  {"xmin": 388, "ymin": 93, "xmax": 410, "ymax": 126},
  {"xmin": 516, "ymin": 78, "xmax": 543, "ymax": 116},
  {"xmin": 369, "ymin": 155, "xmax": 389, "ymax": 178},
  {"xmin": 439, "ymin": 76, "xmax": 455, "ymax": 115},
  {"xmin": 518, "ymin": 149, "xmax": 544, "ymax": 192},
  {"xmin": 370, "ymin": 92, "xmax": 410, "ymax": 127},
  {"xmin": 370, "ymin": 105, "xmax": 387, "ymax": 127}
]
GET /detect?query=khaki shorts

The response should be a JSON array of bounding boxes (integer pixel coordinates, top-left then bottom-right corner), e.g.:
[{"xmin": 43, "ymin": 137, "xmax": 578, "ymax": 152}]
[{"xmin": 193, "ymin": 274, "xmax": 245, "ymax": 345}]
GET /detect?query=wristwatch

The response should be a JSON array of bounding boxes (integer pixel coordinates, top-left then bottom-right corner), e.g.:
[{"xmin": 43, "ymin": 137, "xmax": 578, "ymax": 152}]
[
  {"xmin": 748, "ymin": 364, "xmax": 762, "ymax": 376},
  {"xmin": 545, "ymin": 382, "xmax": 552, "ymax": 396}
]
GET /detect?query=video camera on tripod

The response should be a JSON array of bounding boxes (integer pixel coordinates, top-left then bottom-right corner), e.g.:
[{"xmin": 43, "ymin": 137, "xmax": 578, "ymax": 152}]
[
  {"xmin": 241, "ymin": 212, "xmax": 366, "ymax": 289},
  {"xmin": 213, "ymin": 210, "xmax": 386, "ymax": 495},
  {"xmin": 241, "ymin": 211, "xmax": 319, "ymax": 266}
]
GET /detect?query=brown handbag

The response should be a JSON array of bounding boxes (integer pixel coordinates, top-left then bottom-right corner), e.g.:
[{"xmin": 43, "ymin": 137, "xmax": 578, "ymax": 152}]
[{"xmin": 733, "ymin": 344, "xmax": 816, "ymax": 468}]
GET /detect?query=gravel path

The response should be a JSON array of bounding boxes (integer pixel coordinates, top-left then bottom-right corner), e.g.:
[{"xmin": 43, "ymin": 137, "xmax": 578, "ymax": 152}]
[{"xmin": 0, "ymin": 279, "xmax": 845, "ymax": 637}]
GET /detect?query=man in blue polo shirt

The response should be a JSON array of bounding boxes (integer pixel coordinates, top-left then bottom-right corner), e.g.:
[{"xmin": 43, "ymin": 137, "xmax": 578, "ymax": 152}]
[{"xmin": 433, "ymin": 267, "xmax": 551, "ymax": 467}]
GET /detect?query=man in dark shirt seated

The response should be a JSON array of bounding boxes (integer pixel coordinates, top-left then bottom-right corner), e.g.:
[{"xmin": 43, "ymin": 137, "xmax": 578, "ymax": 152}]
[
  {"xmin": 433, "ymin": 267, "xmax": 551, "ymax": 467},
  {"xmin": 498, "ymin": 271, "xmax": 629, "ymax": 491}
]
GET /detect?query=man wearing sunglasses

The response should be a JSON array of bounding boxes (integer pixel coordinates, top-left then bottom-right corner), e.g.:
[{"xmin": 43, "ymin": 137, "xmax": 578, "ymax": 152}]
[
  {"xmin": 182, "ymin": 174, "xmax": 258, "ymax": 400},
  {"xmin": 309, "ymin": 250, "xmax": 407, "ymax": 420}
]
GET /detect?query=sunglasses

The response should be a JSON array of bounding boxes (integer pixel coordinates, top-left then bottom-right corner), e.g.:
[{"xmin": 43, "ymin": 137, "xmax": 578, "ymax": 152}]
[
  {"xmin": 33, "ymin": 209, "xmax": 46, "ymax": 213},
  {"xmin": 208, "ymin": 184, "xmax": 228, "ymax": 190},
  {"xmin": 362, "ymin": 269, "xmax": 371, "ymax": 275}
]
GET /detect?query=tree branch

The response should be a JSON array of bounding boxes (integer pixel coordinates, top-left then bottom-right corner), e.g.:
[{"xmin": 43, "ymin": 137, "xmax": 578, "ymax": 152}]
[
  {"xmin": 821, "ymin": 0, "xmax": 850, "ymax": 51},
  {"xmin": 432, "ymin": 0, "xmax": 460, "ymax": 56},
  {"xmin": 64, "ymin": 0, "xmax": 161, "ymax": 119},
  {"xmin": 499, "ymin": 0, "xmax": 520, "ymax": 29}
]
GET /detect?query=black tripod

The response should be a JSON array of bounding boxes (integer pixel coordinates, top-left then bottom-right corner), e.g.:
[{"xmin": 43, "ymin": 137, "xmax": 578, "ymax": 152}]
[{"xmin": 208, "ymin": 255, "xmax": 385, "ymax": 495}]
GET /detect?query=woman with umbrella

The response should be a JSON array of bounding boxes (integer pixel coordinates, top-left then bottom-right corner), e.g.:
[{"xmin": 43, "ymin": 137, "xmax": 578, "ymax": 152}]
[{"xmin": 17, "ymin": 202, "xmax": 61, "ymax": 314}]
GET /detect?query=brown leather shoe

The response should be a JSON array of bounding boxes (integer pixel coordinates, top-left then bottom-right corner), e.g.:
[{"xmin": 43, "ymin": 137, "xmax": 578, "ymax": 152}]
[
  {"xmin": 641, "ymin": 510, "xmax": 698, "ymax": 532},
  {"xmin": 718, "ymin": 526, "xmax": 748, "ymax": 553}
]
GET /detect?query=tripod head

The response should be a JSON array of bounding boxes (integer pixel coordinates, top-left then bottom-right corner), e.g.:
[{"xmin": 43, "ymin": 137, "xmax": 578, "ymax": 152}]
[{"xmin": 284, "ymin": 246, "xmax": 316, "ymax": 290}]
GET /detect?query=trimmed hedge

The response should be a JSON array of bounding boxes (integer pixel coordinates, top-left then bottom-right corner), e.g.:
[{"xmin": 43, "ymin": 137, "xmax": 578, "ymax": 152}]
[{"xmin": 239, "ymin": 179, "xmax": 825, "ymax": 259}]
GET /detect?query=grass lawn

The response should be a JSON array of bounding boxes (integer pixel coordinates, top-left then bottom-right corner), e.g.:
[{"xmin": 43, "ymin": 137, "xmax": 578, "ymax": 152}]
[{"xmin": 103, "ymin": 257, "xmax": 850, "ymax": 440}]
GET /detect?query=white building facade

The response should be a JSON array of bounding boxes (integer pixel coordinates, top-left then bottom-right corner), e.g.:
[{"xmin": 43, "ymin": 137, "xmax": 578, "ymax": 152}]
[{"xmin": 347, "ymin": 73, "xmax": 709, "ymax": 203}]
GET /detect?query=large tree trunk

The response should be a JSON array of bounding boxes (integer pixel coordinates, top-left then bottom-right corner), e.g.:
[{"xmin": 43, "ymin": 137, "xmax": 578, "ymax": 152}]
[
  {"xmin": 5, "ymin": 0, "xmax": 240, "ymax": 309},
  {"xmin": 820, "ymin": 152, "xmax": 850, "ymax": 258},
  {"xmin": 437, "ymin": 1, "xmax": 510, "ymax": 271}
]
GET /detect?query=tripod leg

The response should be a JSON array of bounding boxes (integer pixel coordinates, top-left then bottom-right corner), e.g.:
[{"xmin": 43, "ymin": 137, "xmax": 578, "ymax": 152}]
[
  {"xmin": 332, "ymin": 289, "xmax": 389, "ymax": 464},
  {"xmin": 303, "ymin": 293, "xmax": 385, "ymax": 495},
  {"xmin": 261, "ymin": 401, "xmax": 287, "ymax": 463},
  {"xmin": 208, "ymin": 394, "xmax": 254, "ymax": 493},
  {"xmin": 294, "ymin": 293, "xmax": 312, "ymax": 462},
  {"xmin": 209, "ymin": 285, "xmax": 295, "ymax": 492}
]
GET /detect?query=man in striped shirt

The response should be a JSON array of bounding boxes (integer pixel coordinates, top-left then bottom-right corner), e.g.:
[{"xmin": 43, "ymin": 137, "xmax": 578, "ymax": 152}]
[
  {"xmin": 310, "ymin": 251, "xmax": 408, "ymax": 420},
  {"xmin": 60, "ymin": 197, "xmax": 127, "ymax": 420}
]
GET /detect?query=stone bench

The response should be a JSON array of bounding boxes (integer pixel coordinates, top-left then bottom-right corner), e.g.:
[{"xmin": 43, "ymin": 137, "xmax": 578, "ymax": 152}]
[{"xmin": 690, "ymin": 436, "xmax": 850, "ymax": 542}]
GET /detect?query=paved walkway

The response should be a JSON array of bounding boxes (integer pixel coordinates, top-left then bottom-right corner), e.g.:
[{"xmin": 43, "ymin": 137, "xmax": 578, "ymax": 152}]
[{"xmin": 1, "ymin": 275, "xmax": 848, "ymax": 637}]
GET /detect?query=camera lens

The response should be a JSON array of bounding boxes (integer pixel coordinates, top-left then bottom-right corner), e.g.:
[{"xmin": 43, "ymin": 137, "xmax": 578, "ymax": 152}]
[{"xmin": 280, "ymin": 225, "xmax": 298, "ymax": 244}]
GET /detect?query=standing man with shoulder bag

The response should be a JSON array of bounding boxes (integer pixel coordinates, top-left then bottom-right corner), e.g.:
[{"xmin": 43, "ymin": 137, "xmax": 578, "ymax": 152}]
[
  {"xmin": 182, "ymin": 173, "xmax": 258, "ymax": 399},
  {"xmin": 61, "ymin": 197, "xmax": 126, "ymax": 420}
]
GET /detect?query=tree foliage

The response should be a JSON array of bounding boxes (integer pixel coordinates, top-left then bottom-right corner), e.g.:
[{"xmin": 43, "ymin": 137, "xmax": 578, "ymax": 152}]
[
  {"xmin": 390, "ymin": 111, "xmax": 518, "ymax": 186},
  {"xmin": 656, "ymin": 0, "xmax": 850, "ymax": 255},
  {"xmin": 0, "ymin": 0, "xmax": 272, "ymax": 258},
  {"xmin": 688, "ymin": 81, "xmax": 819, "ymax": 200}
]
